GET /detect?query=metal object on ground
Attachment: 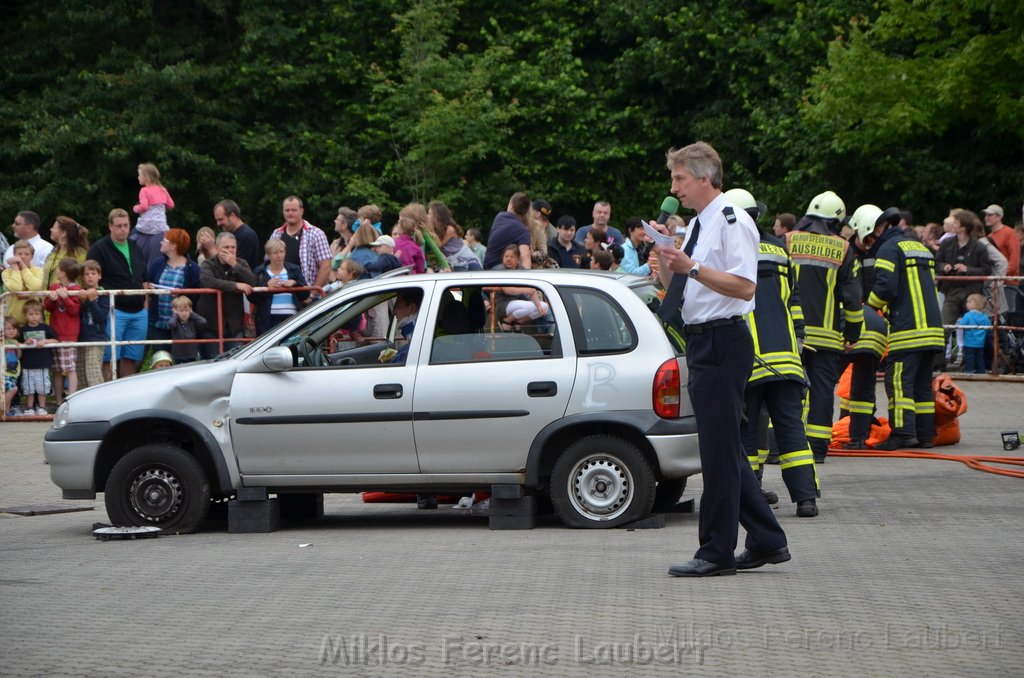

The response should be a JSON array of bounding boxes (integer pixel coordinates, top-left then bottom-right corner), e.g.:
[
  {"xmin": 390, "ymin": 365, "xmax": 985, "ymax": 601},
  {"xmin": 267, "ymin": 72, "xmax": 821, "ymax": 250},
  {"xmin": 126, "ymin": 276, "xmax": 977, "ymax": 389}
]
[
  {"xmin": 0, "ymin": 504, "xmax": 94, "ymax": 516},
  {"xmin": 1002, "ymin": 431, "xmax": 1021, "ymax": 451},
  {"xmin": 92, "ymin": 526, "xmax": 162, "ymax": 541}
]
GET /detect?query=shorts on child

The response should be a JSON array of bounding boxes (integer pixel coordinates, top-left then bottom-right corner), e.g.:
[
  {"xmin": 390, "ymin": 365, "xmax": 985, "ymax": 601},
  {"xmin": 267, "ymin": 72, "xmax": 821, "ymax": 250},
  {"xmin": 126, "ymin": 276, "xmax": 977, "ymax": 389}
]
[
  {"xmin": 20, "ymin": 368, "xmax": 51, "ymax": 395},
  {"xmin": 103, "ymin": 308, "xmax": 148, "ymax": 363},
  {"xmin": 77, "ymin": 346, "xmax": 103, "ymax": 389},
  {"xmin": 54, "ymin": 346, "xmax": 77, "ymax": 373},
  {"xmin": 4, "ymin": 374, "xmax": 17, "ymax": 392}
]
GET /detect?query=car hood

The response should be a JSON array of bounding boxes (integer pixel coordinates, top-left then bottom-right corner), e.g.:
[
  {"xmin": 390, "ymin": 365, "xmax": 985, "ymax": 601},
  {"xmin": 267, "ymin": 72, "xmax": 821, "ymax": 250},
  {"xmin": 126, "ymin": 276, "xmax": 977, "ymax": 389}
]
[{"xmin": 64, "ymin": 359, "xmax": 240, "ymax": 423}]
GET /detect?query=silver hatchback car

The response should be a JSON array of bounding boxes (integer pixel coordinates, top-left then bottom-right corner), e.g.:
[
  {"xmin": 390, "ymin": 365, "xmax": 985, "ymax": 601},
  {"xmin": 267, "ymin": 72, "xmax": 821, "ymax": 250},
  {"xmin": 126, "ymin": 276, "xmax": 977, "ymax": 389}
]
[{"xmin": 44, "ymin": 270, "xmax": 699, "ymax": 532}]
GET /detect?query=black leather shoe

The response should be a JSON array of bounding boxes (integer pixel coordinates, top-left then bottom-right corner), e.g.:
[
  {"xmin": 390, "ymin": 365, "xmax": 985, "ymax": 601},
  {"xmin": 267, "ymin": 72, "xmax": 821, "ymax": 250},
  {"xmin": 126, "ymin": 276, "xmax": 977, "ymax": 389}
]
[
  {"xmin": 416, "ymin": 495, "xmax": 438, "ymax": 510},
  {"xmin": 735, "ymin": 546, "xmax": 791, "ymax": 570},
  {"xmin": 914, "ymin": 439, "xmax": 934, "ymax": 449},
  {"xmin": 668, "ymin": 558, "xmax": 737, "ymax": 577},
  {"xmin": 796, "ymin": 499, "xmax": 818, "ymax": 517},
  {"xmin": 873, "ymin": 436, "xmax": 918, "ymax": 451},
  {"xmin": 842, "ymin": 439, "xmax": 868, "ymax": 450},
  {"xmin": 762, "ymin": 489, "xmax": 779, "ymax": 505},
  {"xmin": 813, "ymin": 453, "xmax": 827, "ymax": 463}
]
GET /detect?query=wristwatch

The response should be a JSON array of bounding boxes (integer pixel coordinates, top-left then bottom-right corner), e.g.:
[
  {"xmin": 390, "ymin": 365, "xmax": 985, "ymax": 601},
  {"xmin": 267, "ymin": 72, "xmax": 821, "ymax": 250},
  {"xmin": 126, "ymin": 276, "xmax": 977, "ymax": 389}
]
[{"xmin": 688, "ymin": 261, "xmax": 701, "ymax": 279}]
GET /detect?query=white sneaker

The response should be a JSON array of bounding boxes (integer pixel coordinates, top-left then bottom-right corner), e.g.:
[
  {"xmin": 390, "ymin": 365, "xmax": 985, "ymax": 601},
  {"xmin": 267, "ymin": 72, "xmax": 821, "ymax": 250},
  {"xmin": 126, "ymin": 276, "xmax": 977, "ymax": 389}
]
[{"xmin": 35, "ymin": 407, "xmax": 49, "ymax": 416}]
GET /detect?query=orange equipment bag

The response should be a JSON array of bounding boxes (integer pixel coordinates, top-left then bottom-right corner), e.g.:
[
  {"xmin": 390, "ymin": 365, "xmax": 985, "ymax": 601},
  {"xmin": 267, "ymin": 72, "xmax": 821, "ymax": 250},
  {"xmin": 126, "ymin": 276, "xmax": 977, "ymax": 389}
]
[
  {"xmin": 932, "ymin": 373, "xmax": 967, "ymax": 446},
  {"xmin": 835, "ymin": 363, "xmax": 852, "ymax": 401},
  {"xmin": 830, "ymin": 416, "xmax": 892, "ymax": 449}
]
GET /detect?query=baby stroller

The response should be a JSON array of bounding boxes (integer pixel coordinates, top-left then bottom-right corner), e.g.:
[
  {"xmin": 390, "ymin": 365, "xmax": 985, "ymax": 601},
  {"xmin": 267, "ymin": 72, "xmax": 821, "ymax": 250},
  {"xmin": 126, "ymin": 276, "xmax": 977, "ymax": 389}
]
[{"xmin": 995, "ymin": 287, "xmax": 1024, "ymax": 374}]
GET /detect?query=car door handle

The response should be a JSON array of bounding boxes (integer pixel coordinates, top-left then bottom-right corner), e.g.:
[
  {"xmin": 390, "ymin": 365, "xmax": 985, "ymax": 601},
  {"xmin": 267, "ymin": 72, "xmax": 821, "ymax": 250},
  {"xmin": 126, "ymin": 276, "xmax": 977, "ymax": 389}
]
[
  {"xmin": 374, "ymin": 383, "xmax": 404, "ymax": 399},
  {"xmin": 527, "ymin": 381, "xmax": 557, "ymax": 397}
]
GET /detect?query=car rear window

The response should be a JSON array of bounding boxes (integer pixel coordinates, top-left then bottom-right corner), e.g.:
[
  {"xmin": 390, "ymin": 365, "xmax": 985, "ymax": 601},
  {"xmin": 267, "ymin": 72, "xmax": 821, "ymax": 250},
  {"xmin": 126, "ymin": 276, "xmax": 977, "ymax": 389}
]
[
  {"xmin": 628, "ymin": 280, "xmax": 686, "ymax": 354},
  {"xmin": 558, "ymin": 286, "xmax": 638, "ymax": 355}
]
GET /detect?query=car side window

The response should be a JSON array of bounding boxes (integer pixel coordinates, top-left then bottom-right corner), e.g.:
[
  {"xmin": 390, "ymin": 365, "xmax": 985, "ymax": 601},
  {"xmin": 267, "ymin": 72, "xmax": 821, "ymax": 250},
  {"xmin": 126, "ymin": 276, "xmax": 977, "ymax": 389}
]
[
  {"xmin": 558, "ymin": 286, "xmax": 637, "ymax": 355},
  {"xmin": 279, "ymin": 288, "xmax": 412, "ymax": 369},
  {"xmin": 429, "ymin": 285, "xmax": 561, "ymax": 364}
]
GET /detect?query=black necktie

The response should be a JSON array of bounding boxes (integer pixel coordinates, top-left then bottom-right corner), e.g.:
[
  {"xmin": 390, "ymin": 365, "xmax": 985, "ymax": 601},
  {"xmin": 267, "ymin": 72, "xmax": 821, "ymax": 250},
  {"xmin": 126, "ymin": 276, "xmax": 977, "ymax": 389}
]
[{"xmin": 658, "ymin": 217, "xmax": 701, "ymax": 322}]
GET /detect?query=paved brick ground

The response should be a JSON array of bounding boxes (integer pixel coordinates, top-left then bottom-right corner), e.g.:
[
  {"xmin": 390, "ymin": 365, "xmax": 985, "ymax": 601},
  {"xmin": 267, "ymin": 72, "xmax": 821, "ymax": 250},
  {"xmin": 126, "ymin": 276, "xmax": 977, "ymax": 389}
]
[{"xmin": 1, "ymin": 381, "xmax": 1022, "ymax": 676}]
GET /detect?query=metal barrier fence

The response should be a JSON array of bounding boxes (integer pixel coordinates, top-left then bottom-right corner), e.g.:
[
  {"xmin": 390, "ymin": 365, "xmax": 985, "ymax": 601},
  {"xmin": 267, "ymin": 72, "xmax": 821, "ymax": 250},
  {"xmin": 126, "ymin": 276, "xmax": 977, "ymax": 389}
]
[{"xmin": 1, "ymin": 284, "xmax": 321, "ymax": 420}]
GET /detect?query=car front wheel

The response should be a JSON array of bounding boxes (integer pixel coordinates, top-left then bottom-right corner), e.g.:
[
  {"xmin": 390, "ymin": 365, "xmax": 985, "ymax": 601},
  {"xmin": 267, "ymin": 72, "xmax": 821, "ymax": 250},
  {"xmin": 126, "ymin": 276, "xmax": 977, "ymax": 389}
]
[
  {"xmin": 105, "ymin": 444, "xmax": 211, "ymax": 534},
  {"xmin": 550, "ymin": 435, "xmax": 655, "ymax": 528}
]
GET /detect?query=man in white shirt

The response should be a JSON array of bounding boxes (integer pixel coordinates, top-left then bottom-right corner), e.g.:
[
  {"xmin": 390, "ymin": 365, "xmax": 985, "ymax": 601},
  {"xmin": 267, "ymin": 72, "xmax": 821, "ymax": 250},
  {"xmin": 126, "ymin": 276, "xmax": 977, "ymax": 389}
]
[
  {"xmin": 2, "ymin": 211, "xmax": 53, "ymax": 271},
  {"xmin": 656, "ymin": 141, "xmax": 789, "ymax": 578}
]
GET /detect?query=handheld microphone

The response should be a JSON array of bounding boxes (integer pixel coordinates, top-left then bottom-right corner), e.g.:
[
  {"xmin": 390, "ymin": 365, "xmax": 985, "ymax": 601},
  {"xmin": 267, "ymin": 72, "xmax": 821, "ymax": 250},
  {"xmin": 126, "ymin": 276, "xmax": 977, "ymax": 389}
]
[{"xmin": 657, "ymin": 196, "xmax": 679, "ymax": 225}]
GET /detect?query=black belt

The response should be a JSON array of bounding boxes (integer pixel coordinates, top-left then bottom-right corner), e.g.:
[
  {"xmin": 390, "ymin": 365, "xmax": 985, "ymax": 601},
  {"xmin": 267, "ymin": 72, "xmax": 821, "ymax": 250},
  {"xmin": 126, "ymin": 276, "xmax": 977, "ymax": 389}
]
[{"xmin": 683, "ymin": 315, "xmax": 744, "ymax": 335}]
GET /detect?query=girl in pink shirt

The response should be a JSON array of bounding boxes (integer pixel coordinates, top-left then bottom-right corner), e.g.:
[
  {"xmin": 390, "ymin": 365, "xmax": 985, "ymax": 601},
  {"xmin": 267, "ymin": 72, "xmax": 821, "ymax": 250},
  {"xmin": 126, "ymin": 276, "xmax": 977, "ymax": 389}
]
[{"xmin": 131, "ymin": 162, "xmax": 175, "ymax": 267}]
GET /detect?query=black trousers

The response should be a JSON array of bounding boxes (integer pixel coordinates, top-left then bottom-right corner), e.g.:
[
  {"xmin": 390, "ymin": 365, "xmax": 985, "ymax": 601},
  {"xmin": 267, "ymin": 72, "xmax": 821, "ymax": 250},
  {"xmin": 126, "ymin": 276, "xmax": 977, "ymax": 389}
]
[
  {"xmin": 744, "ymin": 380, "xmax": 818, "ymax": 502},
  {"xmin": 802, "ymin": 348, "xmax": 840, "ymax": 458},
  {"xmin": 686, "ymin": 322, "xmax": 787, "ymax": 565},
  {"xmin": 840, "ymin": 353, "xmax": 880, "ymax": 442},
  {"xmin": 885, "ymin": 349, "xmax": 939, "ymax": 442}
]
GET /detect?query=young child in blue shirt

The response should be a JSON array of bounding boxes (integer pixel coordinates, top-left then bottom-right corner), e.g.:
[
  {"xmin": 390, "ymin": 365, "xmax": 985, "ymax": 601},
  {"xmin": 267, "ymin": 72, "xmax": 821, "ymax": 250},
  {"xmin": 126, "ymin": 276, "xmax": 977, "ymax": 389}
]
[{"xmin": 957, "ymin": 293, "xmax": 991, "ymax": 374}]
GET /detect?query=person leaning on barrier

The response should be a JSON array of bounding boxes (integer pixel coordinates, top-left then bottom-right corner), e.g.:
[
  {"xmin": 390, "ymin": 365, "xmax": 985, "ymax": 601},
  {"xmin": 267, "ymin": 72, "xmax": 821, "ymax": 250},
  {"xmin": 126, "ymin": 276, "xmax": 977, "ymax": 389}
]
[
  {"xmin": 196, "ymin": 231, "xmax": 256, "ymax": 354},
  {"xmin": 86, "ymin": 208, "xmax": 148, "ymax": 378},
  {"xmin": 655, "ymin": 142, "xmax": 790, "ymax": 578},
  {"xmin": 935, "ymin": 209, "xmax": 991, "ymax": 367},
  {"xmin": 146, "ymin": 228, "xmax": 201, "ymax": 354},
  {"xmin": 250, "ymin": 239, "xmax": 308, "ymax": 335}
]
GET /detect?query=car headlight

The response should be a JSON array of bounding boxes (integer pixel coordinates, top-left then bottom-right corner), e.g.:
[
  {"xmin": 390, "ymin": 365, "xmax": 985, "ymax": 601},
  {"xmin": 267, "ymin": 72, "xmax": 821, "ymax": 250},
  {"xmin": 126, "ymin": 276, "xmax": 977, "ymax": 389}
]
[{"xmin": 53, "ymin": 401, "xmax": 70, "ymax": 430}]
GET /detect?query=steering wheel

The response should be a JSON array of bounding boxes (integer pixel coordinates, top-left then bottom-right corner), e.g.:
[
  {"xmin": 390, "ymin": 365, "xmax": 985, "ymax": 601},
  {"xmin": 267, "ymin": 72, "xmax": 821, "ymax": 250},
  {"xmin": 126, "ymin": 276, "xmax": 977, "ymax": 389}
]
[{"xmin": 296, "ymin": 337, "xmax": 325, "ymax": 367}]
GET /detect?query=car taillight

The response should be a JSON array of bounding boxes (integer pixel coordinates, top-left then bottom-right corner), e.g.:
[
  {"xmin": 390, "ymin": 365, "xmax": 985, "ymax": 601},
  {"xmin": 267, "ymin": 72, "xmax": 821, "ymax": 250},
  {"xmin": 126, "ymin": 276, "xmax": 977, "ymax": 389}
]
[{"xmin": 653, "ymin": 358, "xmax": 681, "ymax": 418}]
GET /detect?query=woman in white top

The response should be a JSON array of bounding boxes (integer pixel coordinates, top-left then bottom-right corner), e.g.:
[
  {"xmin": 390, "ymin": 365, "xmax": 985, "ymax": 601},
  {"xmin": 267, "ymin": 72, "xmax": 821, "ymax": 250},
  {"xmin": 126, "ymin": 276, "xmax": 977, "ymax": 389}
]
[{"xmin": 250, "ymin": 239, "xmax": 309, "ymax": 335}]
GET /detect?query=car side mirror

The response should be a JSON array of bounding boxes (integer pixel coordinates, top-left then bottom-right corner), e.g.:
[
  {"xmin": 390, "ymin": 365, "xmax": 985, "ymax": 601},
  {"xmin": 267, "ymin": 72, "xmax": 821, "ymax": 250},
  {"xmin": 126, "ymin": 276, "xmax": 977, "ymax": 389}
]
[{"xmin": 261, "ymin": 346, "xmax": 294, "ymax": 372}]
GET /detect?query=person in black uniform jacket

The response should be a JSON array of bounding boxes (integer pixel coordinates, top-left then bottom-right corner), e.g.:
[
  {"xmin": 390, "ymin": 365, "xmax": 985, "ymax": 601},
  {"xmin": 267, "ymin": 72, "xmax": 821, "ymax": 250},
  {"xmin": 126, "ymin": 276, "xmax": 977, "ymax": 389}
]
[
  {"xmin": 788, "ymin": 191, "xmax": 863, "ymax": 462},
  {"xmin": 842, "ymin": 205, "xmax": 899, "ymax": 448},
  {"xmin": 654, "ymin": 142, "xmax": 790, "ymax": 578},
  {"xmin": 724, "ymin": 189, "xmax": 820, "ymax": 518},
  {"xmin": 867, "ymin": 212, "xmax": 945, "ymax": 449}
]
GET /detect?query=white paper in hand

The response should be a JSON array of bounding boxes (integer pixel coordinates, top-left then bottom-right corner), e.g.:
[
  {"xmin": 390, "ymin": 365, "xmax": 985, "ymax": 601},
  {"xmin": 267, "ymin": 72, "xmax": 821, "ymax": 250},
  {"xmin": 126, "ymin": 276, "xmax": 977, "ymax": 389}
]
[{"xmin": 643, "ymin": 221, "xmax": 676, "ymax": 248}]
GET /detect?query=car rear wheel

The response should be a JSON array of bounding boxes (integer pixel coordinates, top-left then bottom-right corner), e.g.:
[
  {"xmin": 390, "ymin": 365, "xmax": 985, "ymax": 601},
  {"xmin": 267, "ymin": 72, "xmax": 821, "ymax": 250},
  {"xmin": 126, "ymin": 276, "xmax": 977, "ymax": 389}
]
[
  {"xmin": 105, "ymin": 444, "xmax": 210, "ymax": 534},
  {"xmin": 550, "ymin": 435, "xmax": 655, "ymax": 528}
]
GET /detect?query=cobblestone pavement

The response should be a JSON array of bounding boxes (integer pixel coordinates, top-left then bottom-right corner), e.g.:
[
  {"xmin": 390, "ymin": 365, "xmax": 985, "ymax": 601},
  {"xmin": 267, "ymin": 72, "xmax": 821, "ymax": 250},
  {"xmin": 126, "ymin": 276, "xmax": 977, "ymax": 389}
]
[{"xmin": 1, "ymin": 381, "xmax": 1022, "ymax": 676}]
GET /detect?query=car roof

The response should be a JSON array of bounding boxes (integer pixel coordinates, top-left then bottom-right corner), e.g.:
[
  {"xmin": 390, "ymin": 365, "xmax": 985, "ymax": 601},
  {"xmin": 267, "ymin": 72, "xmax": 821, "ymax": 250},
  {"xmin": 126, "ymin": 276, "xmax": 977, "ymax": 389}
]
[{"xmin": 356, "ymin": 268, "xmax": 653, "ymax": 290}]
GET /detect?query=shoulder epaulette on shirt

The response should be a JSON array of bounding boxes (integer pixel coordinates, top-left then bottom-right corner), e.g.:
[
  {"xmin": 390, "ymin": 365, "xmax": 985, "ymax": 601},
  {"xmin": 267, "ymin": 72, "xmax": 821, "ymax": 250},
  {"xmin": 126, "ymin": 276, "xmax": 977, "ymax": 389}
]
[{"xmin": 722, "ymin": 206, "xmax": 737, "ymax": 223}]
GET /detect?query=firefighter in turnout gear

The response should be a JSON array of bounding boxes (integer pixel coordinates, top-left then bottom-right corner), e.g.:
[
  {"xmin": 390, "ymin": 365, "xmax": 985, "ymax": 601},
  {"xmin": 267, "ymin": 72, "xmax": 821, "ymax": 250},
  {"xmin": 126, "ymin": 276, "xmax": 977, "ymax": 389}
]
[
  {"xmin": 866, "ymin": 210, "xmax": 945, "ymax": 450},
  {"xmin": 726, "ymin": 189, "xmax": 820, "ymax": 517},
  {"xmin": 787, "ymin": 191, "xmax": 863, "ymax": 462},
  {"xmin": 840, "ymin": 205, "xmax": 899, "ymax": 448}
]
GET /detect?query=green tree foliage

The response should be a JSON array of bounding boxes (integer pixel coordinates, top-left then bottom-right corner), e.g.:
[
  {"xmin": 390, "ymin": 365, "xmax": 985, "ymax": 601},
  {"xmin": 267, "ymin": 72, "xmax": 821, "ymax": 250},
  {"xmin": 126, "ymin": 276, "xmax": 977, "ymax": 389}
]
[
  {"xmin": 0, "ymin": 0, "xmax": 1017, "ymax": 245},
  {"xmin": 805, "ymin": 0, "xmax": 1024, "ymax": 218}
]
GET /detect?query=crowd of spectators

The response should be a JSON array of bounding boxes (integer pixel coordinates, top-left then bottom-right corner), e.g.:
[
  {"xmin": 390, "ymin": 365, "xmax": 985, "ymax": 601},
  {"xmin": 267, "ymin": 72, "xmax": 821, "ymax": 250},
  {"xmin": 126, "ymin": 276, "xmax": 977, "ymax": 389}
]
[{"xmin": 2, "ymin": 172, "xmax": 1024, "ymax": 416}]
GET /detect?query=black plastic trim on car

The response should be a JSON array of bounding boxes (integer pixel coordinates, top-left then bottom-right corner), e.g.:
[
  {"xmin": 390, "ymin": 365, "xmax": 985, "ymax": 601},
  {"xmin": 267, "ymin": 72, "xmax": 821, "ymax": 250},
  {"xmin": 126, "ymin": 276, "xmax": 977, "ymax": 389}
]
[
  {"xmin": 524, "ymin": 411, "xmax": 697, "ymax": 486},
  {"xmin": 414, "ymin": 410, "xmax": 529, "ymax": 421},
  {"xmin": 44, "ymin": 421, "xmax": 111, "ymax": 442},
  {"xmin": 645, "ymin": 416, "xmax": 698, "ymax": 436},
  {"xmin": 106, "ymin": 409, "xmax": 235, "ymax": 495},
  {"xmin": 236, "ymin": 410, "xmax": 530, "ymax": 425},
  {"xmin": 235, "ymin": 412, "xmax": 411, "ymax": 425}
]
